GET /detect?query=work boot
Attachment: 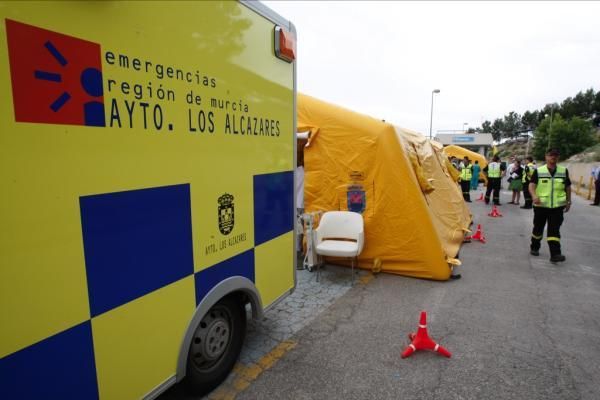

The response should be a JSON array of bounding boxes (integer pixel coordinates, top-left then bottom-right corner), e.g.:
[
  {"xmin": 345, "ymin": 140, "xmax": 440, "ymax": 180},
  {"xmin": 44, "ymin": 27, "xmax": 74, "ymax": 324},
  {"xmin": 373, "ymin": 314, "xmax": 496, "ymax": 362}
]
[
  {"xmin": 530, "ymin": 249, "xmax": 539, "ymax": 256},
  {"xmin": 550, "ymin": 254, "xmax": 566, "ymax": 263}
]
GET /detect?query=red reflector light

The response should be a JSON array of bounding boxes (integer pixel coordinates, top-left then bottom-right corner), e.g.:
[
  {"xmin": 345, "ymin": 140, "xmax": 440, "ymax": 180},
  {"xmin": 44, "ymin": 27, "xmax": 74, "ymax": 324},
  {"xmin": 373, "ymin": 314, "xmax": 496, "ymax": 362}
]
[{"xmin": 275, "ymin": 26, "xmax": 295, "ymax": 63}]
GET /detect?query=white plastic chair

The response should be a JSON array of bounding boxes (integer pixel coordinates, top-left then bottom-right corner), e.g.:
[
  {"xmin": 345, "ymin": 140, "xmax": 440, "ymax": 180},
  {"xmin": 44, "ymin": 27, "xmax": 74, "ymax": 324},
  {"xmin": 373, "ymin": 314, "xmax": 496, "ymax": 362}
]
[{"xmin": 314, "ymin": 211, "xmax": 364, "ymax": 284}]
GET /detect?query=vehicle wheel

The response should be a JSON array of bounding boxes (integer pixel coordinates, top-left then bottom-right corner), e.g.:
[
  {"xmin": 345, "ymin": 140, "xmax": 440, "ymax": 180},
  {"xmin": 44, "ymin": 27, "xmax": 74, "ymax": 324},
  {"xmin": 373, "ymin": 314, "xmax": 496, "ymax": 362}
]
[{"xmin": 185, "ymin": 295, "xmax": 246, "ymax": 396}]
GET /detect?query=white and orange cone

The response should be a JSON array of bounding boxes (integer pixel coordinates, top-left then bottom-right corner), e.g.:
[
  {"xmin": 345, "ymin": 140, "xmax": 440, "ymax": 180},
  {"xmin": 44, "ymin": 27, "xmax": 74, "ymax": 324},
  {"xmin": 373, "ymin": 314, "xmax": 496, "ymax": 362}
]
[{"xmin": 401, "ymin": 311, "xmax": 451, "ymax": 359}]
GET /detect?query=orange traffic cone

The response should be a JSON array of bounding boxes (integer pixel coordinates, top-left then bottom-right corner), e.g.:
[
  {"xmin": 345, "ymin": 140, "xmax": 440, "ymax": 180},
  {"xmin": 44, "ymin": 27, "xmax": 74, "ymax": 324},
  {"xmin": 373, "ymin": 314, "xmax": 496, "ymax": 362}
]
[
  {"xmin": 488, "ymin": 205, "xmax": 503, "ymax": 217},
  {"xmin": 468, "ymin": 224, "xmax": 486, "ymax": 243},
  {"xmin": 476, "ymin": 192, "xmax": 484, "ymax": 202},
  {"xmin": 401, "ymin": 311, "xmax": 451, "ymax": 359}
]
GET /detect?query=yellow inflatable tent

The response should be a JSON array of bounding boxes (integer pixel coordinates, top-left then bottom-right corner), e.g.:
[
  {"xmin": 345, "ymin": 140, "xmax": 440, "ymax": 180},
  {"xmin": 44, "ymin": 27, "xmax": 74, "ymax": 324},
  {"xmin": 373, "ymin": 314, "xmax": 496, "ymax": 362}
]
[
  {"xmin": 443, "ymin": 145, "xmax": 488, "ymax": 183},
  {"xmin": 298, "ymin": 94, "xmax": 471, "ymax": 280},
  {"xmin": 394, "ymin": 128, "xmax": 472, "ymax": 265}
]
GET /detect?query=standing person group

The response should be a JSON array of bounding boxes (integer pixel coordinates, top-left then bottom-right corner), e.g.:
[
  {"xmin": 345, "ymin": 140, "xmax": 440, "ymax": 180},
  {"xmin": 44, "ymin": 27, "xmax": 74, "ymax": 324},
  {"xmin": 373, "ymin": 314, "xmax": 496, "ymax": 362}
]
[
  {"xmin": 482, "ymin": 155, "xmax": 536, "ymax": 207},
  {"xmin": 461, "ymin": 149, "xmax": 573, "ymax": 263},
  {"xmin": 483, "ymin": 155, "xmax": 505, "ymax": 205},
  {"xmin": 529, "ymin": 148, "xmax": 571, "ymax": 263}
]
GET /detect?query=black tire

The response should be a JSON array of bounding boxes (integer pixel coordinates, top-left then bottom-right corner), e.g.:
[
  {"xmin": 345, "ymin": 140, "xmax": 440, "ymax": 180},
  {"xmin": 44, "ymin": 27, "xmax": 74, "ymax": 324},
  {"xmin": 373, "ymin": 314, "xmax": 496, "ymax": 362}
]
[{"xmin": 185, "ymin": 294, "xmax": 246, "ymax": 396}]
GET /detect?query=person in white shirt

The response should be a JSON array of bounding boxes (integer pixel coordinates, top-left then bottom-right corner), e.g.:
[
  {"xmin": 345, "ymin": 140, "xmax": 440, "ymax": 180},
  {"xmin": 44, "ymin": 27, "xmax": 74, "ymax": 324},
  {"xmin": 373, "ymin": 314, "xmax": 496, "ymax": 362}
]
[
  {"xmin": 295, "ymin": 140, "xmax": 306, "ymax": 268},
  {"xmin": 507, "ymin": 156, "xmax": 517, "ymax": 176},
  {"xmin": 295, "ymin": 164, "xmax": 304, "ymax": 211}
]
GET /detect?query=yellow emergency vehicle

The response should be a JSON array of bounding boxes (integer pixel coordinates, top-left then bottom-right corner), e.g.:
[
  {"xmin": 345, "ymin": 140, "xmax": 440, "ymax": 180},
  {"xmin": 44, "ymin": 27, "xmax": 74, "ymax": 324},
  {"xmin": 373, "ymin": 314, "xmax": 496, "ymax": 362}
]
[{"xmin": 0, "ymin": 1, "xmax": 296, "ymax": 398}]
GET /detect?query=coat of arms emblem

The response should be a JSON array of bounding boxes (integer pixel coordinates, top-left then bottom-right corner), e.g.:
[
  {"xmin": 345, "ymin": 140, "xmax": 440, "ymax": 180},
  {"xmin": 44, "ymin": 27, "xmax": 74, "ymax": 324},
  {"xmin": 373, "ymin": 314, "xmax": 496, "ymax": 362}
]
[
  {"xmin": 218, "ymin": 193, "xmax": 234, "ymax": 235},
  {"xmin": 347, "ymin": 184, "xmax": 366, "ymax": 214}
]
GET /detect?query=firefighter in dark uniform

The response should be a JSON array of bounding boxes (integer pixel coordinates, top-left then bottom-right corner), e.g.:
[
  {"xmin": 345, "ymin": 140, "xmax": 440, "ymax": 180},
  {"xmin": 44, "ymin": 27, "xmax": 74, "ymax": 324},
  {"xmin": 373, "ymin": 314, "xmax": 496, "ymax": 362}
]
[
  {"xmin": 520, "ymin": 156, "xmax": 535, "ymax": 209},
  {"xmin": 529, "ymin": 148, "xmax": 571, "ymax": 262},
  {"xmin": 483, "ymin": 155, "xmax": 505, "ymax": 205},
  {"xmin": 459, "ymin": 157, "xmax": 473, "ymax": 202}
]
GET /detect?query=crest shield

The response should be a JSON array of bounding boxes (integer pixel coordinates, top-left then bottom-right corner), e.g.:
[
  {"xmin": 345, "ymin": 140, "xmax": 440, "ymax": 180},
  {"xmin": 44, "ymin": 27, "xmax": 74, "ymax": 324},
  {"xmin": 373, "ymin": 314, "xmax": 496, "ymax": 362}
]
[
  {"xmin": 347, "ymin": 185, "xmax": 366, "ymax": 214},
  {"xmin": 218, "ymin": 193, "xmax": 234, "ymax": 235}
]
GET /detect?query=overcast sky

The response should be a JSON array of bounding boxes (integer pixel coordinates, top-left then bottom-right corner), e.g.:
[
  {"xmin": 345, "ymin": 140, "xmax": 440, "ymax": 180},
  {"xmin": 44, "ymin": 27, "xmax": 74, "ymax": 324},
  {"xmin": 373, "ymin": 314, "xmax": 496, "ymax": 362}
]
[{"xmin": 263, "ymin": 1, "xmax": 600, "ymax": 136}]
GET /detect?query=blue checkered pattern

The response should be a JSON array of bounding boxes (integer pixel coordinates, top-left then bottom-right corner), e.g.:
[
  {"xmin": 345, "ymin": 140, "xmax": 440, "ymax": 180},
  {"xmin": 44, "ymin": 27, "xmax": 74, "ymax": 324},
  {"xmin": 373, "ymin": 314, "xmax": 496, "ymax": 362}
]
[
  {"xmin": 253, "ymin": 171, "xmax": 294, "ymax": 246},
  {"xmin": 80, "ymin": 184, "xmax": 195, "ymax": 317},
  {"xmin": 194, "ymin": 249, "xmax": 255, "ymax": 305},
  {"xmin": 1, "ymin": 170, "xmax": 293, "ymax": 399},
  {"xmin": 0, "ymin": 322, "xmax": 99, "ymax": 399}
]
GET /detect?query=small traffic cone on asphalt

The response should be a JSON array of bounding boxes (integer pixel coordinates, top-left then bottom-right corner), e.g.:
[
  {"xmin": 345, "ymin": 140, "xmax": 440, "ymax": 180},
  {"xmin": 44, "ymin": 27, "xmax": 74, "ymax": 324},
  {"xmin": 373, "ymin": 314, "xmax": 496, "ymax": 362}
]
[
  {"xmin": 488, "ymin": 205, "xmax": 503, "ymax": 217},
  {"xmin": 468, "ymin": 224, "xmax": 486, "ymax": 243},
  {"xmin": 401, "ymin": 311, "xmax": 451, "ymax": 359},
  {"xmin": 476, "ymin": 192, "xmax": 484, "ymax": 202}
]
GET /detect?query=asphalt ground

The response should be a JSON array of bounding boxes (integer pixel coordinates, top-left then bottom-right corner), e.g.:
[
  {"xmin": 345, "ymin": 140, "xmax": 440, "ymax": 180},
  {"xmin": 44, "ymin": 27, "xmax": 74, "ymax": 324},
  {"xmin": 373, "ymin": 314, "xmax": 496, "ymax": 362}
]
[
  {"xmin": 160, "ymin": 254, "xmax": 367, "ymax": 400},
  {"xmin": 231, "ymin": 186, "xmax": 600, "ymax": 400}
]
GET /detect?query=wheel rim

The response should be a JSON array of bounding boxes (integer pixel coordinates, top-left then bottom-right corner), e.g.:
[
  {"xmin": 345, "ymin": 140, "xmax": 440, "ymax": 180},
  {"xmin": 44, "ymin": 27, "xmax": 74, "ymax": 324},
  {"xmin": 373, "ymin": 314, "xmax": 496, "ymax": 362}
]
[{"xmin": 190, "ymin": 305, "xmax": 233, "ymax": 371}]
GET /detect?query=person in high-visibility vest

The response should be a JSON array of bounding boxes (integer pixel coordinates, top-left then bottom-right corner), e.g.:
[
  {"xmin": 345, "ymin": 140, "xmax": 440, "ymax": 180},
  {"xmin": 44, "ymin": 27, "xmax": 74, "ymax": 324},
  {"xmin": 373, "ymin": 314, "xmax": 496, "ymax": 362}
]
[
  {"xmin": 528, "ymin": 148, "xmax": 571, "ymax": 262},
  {"xmin": 483, "ymin": 155, "xmax": 506, "ymax": 205},
  {"xmin": 459, "ymin": 156, "xmax": 473, "ymax": 202},
  {"xmin": 520, "ymin": 156, "xmax": 536, "ymax": 209}
]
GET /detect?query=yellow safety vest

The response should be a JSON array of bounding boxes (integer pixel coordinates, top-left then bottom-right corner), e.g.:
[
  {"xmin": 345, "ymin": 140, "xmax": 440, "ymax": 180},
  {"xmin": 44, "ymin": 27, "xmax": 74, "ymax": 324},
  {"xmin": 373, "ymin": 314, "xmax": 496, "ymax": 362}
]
[
  {"xmin": 488, "ymin": 163, "xmax": 501, "ymax": 178},
  {"xmin": 460, "ymin": 164, "xmax": 472, "ymax": 180},
  {"xmin": 535, "ymin": 165, "xmax": 567, "ymax": 208},
  {"xmin": 522, "ymin": 162, "xmax": 535, "ymax": 183}
]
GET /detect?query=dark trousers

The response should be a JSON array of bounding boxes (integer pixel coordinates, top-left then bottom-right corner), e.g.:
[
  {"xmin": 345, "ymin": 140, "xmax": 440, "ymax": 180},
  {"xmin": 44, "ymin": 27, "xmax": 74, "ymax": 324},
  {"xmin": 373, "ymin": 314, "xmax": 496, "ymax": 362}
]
[
  {"xmin": 531, "ymin": 207, "xmax": 564, "ymax": 256},
  {"xmin": 594, "ymin": 179, "xmax": 600, "ymax": 205},
  {"xmin": 460, "ymin": 180, "xmax": 471, "ymax": 201},
  {"xmin": 522, "ymin": 180, "xmax": 532, "ymax": 208},
  {"xmin": 485, "ymin": 178, "xmax": 501, "ymax": 205}
]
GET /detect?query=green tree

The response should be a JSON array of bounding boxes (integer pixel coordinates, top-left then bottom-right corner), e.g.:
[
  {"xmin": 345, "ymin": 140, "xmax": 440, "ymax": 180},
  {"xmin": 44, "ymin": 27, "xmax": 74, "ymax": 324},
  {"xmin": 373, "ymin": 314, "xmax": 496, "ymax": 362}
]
[
  {"xmin": 481, "ymin": 120, "xmax": 492, "ymax": 133},
  {"xmin": 533, "ymin": 114, "xmax": 597, "ymax": 160},
  {"xmin": 563, "ymin": 116, "xmax": 597, "ymax": 155},
  {"xmin": 485, "ymin": 89, "xmax": 598, "ymax": 140},
  {"xmin": 593, "ymin": 91, "xmax": 600, "ymax": 126},
  {"xmin": 572, "ymin": 89, "xmax": 595, "ymax": 118},
  {"xmin": 532, "ymin": 117, "xmax": 552, "ymax": 160},
  {"xmin": 521, "ymin": 110, "xmax": 538, "ymax": 131},
  {"xmin": 503, "ymin": 111, "xmax": 522, "ymax": 138},
  {"xmin": 594, "ymin": 91, "xmax": 600, "ymax": 112},
  {"xmin": 559, "ymin": 97, "xmax": 576, "ymax": 119},
  {"xmin": 491, "ymin": 118, "xmax": 504, "ymax": 141},
  {"xmin": 535, "ymin": 108, "xmax": 546, "ymax": 125},
  {"xmin": 541, "ymin": 103, "xmax": 559, "ymax": 120}
]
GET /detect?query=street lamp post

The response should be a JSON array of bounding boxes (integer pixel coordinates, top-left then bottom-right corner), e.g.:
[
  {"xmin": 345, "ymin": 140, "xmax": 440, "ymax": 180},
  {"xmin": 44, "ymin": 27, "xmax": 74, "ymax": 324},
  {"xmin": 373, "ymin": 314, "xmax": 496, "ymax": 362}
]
[
  {"xmin": 463, "ymin": 122, "xmax": 468, "ymax": 133},
  {"xmin": 545, "ymin": 107, "xmax": 555, "ymax": 148},
  {"xmin": 429, "ymin": 89, "xmax": 440, "ymax": 140}
]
